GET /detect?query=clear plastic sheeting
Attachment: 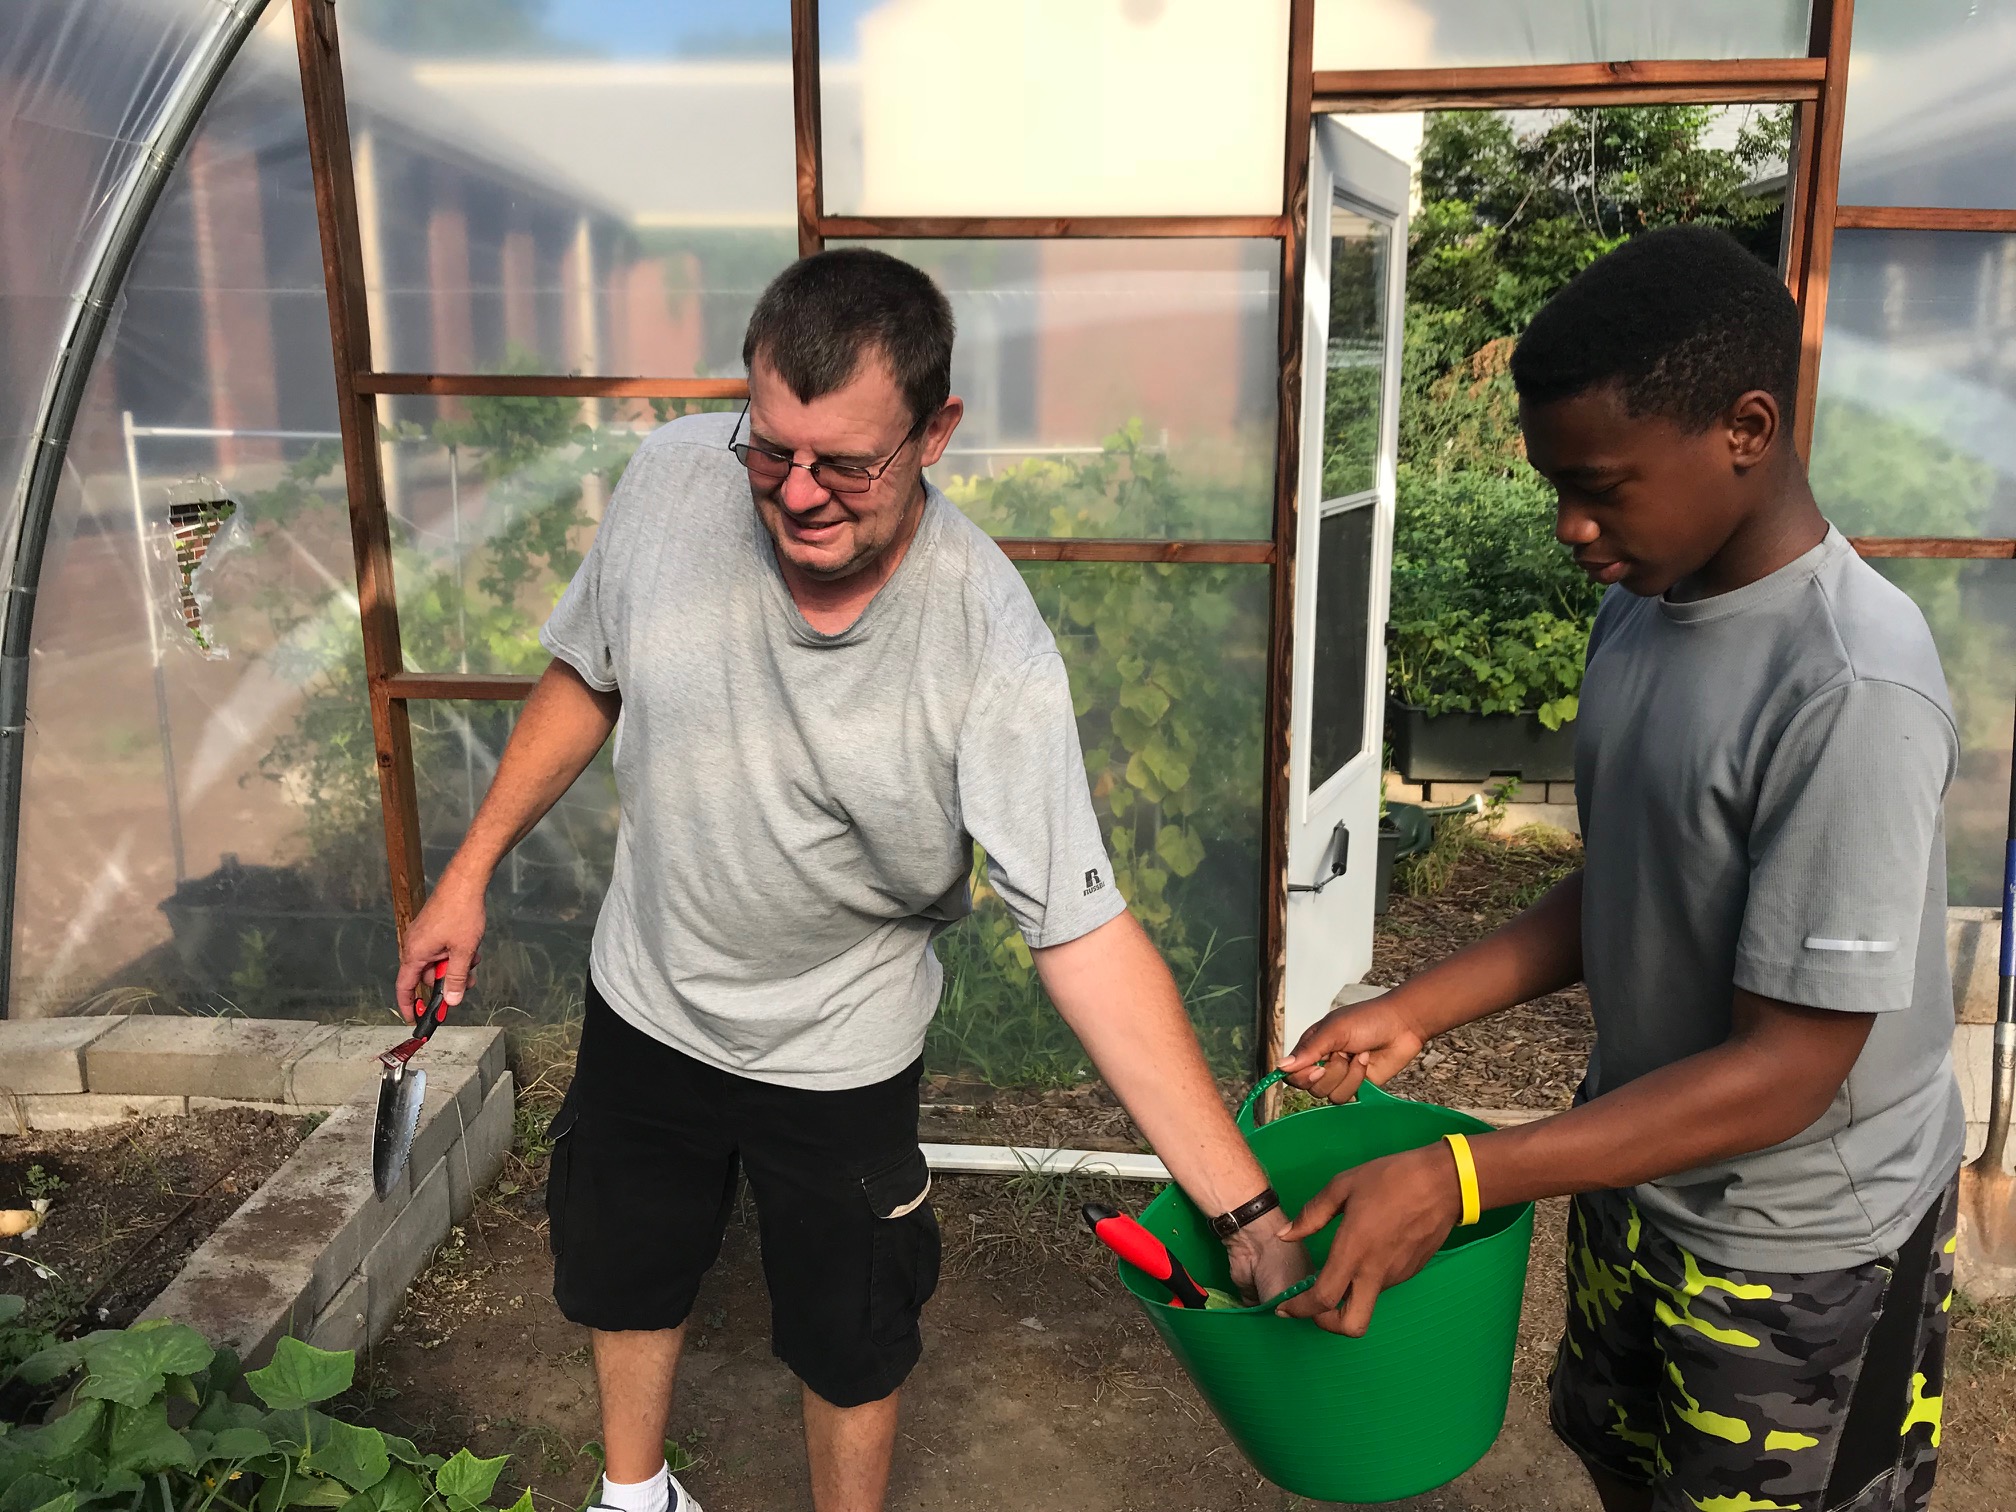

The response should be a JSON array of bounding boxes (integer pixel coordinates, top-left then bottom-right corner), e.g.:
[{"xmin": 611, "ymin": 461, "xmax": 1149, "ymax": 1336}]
[
  {"xmin": 332, "ymin": 1, "xmax": 798, "ymax": 377},
  {"xmin": 1, "ymin": 0, "xmax": 241, "ymax": 579},
  {"xmin": 838, "ymin": 240, "xmax": 1280, "ymax": 539},
  {"xmin": 820, "ymin": 0, "xmax": 1290, "ymax": 218},
  {"xmin": 1872, "ymin": 561, "xmax": 2016, "ymax": 910},
  {"xmin": 9, "ymin": 2, "xmax": 394, "ymax": 1019},
  {"xmin": 1811, "ymin": 230, "xmax": 2016, "ymax": 540},
  {"xmin": 1837, "ymin": 1, "xmax": 2016, "ymax": 211},
  {"xmin": 380, "ymin": 394, "xmax": 732, "ymax": 676},
  {"xmin": 1311, "ymin": 0, "xmax": 1811, "ymax": 70}
]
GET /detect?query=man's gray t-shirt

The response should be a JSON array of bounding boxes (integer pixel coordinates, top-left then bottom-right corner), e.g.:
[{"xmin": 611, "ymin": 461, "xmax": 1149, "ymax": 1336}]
[
  {"xmin": 540, "ymin": 411, "xmax": 1126, "ymax": 1090},
  {"xmin": 1576, "ymin": 527, "xmax": 1966, "ymax": 1271}
]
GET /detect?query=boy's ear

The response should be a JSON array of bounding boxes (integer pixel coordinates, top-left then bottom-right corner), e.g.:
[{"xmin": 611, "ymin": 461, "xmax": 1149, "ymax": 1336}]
[{"xmin": 1725, "ymin": 389, "xmax": 1780, "ymax": 469}]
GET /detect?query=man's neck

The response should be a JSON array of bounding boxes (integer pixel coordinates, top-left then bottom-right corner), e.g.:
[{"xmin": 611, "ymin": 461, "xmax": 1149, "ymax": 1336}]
[
  {"xmin": 1679, "ymin": 475, "xmax": 1829, "ymax": 601},
  {"xmin": 781, "ymin": 481, "xmax": 930, "ymax": 635}
]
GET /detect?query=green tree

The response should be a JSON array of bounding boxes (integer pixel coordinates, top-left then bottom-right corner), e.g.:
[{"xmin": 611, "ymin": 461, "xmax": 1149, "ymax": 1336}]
[{"xmin": 1371, "ymin": 106, "xmax": 1793, "ymax": 721}]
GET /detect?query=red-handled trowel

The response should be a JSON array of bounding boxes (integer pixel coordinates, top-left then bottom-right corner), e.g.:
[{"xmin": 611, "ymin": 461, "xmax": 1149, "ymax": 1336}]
[{"xmin": 372, "ymin": 962, "xmax": 451, "ymax": 1199}]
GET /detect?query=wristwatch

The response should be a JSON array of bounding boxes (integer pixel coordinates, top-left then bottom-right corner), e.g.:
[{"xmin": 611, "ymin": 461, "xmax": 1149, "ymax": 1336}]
[{"xmin": 1209, "ymin": 1186, "xmax": 1281, "ymax": 1240}]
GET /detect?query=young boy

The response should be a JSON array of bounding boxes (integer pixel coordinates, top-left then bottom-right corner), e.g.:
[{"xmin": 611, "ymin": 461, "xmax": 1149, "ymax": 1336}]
[{"xmin": 1276, "ymin": 224, "xmax": 1965, "ymax": 1512}]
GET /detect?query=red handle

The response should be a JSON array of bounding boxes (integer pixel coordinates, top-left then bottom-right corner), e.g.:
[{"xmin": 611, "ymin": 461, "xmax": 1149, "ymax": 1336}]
[
  {"xmin": 1081, "ymin": 1203, "xmax": 1210, "ymax": 1309},
  {"xmin": 411, "ymin": 961, "xmax": 450, "ymax": 1042}
]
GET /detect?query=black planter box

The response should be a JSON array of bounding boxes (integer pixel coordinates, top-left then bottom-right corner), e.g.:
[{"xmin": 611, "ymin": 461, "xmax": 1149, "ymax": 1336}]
[
  {"xmin": 1387, "ymin": 701, "xmax": 1576, "ymax": 786},
  {"xmin": 1374, "ymin": 819, "xmax": 1399, "ymax": 918}
]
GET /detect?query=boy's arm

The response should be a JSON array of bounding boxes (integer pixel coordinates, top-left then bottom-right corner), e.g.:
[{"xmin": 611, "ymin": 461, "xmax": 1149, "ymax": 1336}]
[
  {"xmin": 1279, "ymin": 869, "xmax": 1584, "ymax": 1102},
  {"xmin": 1276, "ymin": 986, "xmax": 1873, "ymax": 1335}
]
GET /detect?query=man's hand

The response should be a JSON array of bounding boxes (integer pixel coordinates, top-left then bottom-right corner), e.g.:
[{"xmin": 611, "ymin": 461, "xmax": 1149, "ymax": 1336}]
[
  {"xmin": 1273, "ymin": 1143, "xmax": 1462, "ymax": 1336},
  {"xmin": 395, "ymin": 875, "xmax": 486, "ymax": 1019},
  {"xmin": 1277, "ymin": 994, "xmax": 1430, "ymax": 1103},
  {"xmin": 1226, "ymin": 1225, "xmax": 1311, "ymax": 1306}
]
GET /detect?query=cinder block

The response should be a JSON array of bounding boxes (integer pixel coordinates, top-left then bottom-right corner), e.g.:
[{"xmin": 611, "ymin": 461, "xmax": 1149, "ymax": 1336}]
[
  {"xmin": 0, "ymin": 1018, "xmax": 121, "ymax": 1094},
  {"xmin": 365, "ymin": 1158, "xmax": 451, "ymax": 1342},
  {"xmin": 283, "ymin": 1023, "xmax": 505, "ymax": 1106},
  {"xmin": 8, "ymin": 1094, "xmax": 186, "ymax": 1133},
  {"xmin": 307, "ymin": 1272, "xmax": 370, "ymax": 1357},
  {"xmin": 447, "ymin": 1072, "xmax": 515, "ymax": 1221},
  {"xmin": 1949, "ymin": 907, "xmax": 1999, "ymax": 1025},
  {"xmin": 405, "ymin": 1061, "xmax": 482, "ymax": 1187},
  {"xmin": 189, "ymin": 1099, "xmax": 400, "ymax": 1323},
  {"xmin": 1544, "ymin": 782, "xmax": 1579, "ymax": 806},
  {"xmin": 86, "ymin": 1017, "xmax": 322, "ymax": 1101},
  {"xmin": 141, "ymin": 1247, "xmax": 316, "ymax": 1369}
]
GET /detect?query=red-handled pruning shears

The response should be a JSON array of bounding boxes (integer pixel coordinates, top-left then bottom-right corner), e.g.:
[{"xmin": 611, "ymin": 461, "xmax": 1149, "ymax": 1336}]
[
  {"xmin": 371, "ymin": 962, "xmax": 450, "ymax": 1198},
  {"xmin": 1082, "ymin": 1201, "xmax": 1213, "ymax": 1309}
]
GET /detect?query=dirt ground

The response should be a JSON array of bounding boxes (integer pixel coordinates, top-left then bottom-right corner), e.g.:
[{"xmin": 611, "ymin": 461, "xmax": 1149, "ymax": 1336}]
[
  {"xmin": 338, "ymin": 835, "xmax": 2016, "ymax": 1510},
  {"xmin": 0, "ymin": 1106, "xmax": 311, "ymax": 1332}
]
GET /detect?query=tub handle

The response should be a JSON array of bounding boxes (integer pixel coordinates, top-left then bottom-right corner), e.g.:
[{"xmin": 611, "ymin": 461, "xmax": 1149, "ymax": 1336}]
[{"xmin": 1236, "ymin": 1065, "xmax": 1403, "ymax": 1132}]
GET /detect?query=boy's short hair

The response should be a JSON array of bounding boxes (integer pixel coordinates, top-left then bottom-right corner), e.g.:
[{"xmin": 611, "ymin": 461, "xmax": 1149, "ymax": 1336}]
[
  {"xmin": 1510, "ymin": 225, "xmax": 1801, "ymax": 432},
  {"xmin": 743, "ymin": 248, "xmax": 956, "ymax": 425}
]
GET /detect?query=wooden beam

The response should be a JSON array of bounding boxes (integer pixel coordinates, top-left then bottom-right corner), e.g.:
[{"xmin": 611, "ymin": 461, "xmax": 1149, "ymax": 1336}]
[
  {"xmin": 357, "ymin": 373, "xmax": 749, "ymax": 399},
  {"xmin": 1780, "ymin": 99, "xmax": 1819, "ymax": 299},
  {"xmin": 820, "ymin": 215, "xmax": 1287, "ymax": 241},
  {"xmin": 1792, "ymin": 0, "xmax": 1855, "ymax": 461},
  {"xmin": 386, "ymin": 672, "xmax": 540, "ymax": 701},
  {"xmin": 292, "ymin": 0, "xmax": 426, "ymax": 944},
  {"xmin": 1259, "ymin": 0, "xmax": 1315, "ymax": 1097},
  {"xmin": 994, "ymin": 539, "xmax": 1275, "ymax": 564},
  {"xmin": 1850, "ymin": 537, "xmax": 2016, "ymax": 560},
  {"xmin": 1318, "ymin": 82, "xmax": 1821, "ymax": 111},
  {"xmin": 790, "ymin": 0, "xmax": 823, "ymax": 259},
  {"xmin": 1835, "ymin": 206, "xmax": 2016, "ymax": 233},
  {"xmin": 1314, "ymin": 57, "xmax": 1825, "ymax": 110}
]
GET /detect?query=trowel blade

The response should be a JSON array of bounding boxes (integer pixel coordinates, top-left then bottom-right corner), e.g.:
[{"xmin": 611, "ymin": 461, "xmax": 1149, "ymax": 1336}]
[{"xmin": 372, "ymin": 1064, "xmax": 426, "ymax": 1199}]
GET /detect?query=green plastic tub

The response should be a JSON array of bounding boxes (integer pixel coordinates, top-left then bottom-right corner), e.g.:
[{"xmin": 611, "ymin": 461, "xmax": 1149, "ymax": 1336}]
[{"xmin": 1118, "ymin": 1071, "xmax": 1534, "ymax": 1504}]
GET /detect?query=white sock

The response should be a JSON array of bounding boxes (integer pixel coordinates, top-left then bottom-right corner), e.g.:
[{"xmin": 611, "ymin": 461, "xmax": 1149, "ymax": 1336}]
[{"xmin": 598, "ymin": 1464, "xmax": 671, "ymax": 1512}]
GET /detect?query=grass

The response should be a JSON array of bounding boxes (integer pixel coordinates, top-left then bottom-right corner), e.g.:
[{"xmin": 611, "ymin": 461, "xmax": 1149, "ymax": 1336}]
[
  {"xmin": 1395, "ymin": 782, "xmax": 1581, "ymax": 910},
  {"xmin": 1953, "ymin": 1290, "xmax": 2016, "ymax": 1370}
]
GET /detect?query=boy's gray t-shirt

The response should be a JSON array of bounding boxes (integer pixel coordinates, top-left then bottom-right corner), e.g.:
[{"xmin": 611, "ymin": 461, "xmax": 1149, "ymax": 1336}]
[
  {"xmin": 540, "ymin": 411, "xmax": 1125, "ymax": 1090},
  {"xmin": 1577, "ymin": 527, "xmax": 1966, "ymax": 1271}
]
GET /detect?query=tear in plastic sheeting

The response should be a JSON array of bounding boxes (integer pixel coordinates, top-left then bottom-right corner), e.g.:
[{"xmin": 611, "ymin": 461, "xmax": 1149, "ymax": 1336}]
[{"xmin": 159, "ymin": 475, "xmax": 242, "ymax": 659}]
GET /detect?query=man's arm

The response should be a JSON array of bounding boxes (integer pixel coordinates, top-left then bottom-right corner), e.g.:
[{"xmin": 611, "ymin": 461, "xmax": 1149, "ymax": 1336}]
[
  {"xmin": 1279, "ymin": 869, "xmax": 1585, "ymax": 1102},
  {"xmin": 395, "ymin": 659, "xmax": 620, "ymax": 1013},
  {"xmin": 1277, "ymin": 988, "xmax": 1874, "ymax": 1335},
  {"xmin": 1034, "ymin": 912, "xmax": 1309, "ymax": 1303}
]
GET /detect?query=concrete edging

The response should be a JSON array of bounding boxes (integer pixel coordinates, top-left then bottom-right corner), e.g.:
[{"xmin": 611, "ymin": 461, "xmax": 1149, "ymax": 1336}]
[{"xmin": 0, "ymin": 1014, "xmax": 515, "ymax": 1365}]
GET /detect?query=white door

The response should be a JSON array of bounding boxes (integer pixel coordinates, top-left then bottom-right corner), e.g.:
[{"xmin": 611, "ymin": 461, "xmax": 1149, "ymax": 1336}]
[{"xmin": 1284, "ymin": 118, "xmax": 1410, "ymax": 1049}]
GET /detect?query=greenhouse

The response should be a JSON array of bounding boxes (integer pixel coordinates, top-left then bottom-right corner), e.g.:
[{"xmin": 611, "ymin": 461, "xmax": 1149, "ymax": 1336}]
[{"xmin": 7, "ymin": 1, "xmax": 2016, "ymax": 1508}]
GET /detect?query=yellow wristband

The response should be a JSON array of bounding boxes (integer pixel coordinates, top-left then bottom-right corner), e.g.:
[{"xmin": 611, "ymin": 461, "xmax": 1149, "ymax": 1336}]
[{"xmin": 1443, "ymin": 1133, "xmax": 1482, "ymax": 1227}]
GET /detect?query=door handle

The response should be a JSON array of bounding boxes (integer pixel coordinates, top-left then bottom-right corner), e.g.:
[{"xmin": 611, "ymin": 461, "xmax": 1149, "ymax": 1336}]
[{"xmin": 1288, "ymin": 822, "xmax": 1349, "ymax": 895}]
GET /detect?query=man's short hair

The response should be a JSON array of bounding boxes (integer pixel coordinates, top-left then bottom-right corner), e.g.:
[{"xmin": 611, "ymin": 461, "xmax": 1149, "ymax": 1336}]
[
  {"xmin": 742, "ymin": 248, "xmax": 956, "ymax": 425},
  {"xmin": 1510, "ymin": 225, "xmax": 1801, "ymax": 432}
]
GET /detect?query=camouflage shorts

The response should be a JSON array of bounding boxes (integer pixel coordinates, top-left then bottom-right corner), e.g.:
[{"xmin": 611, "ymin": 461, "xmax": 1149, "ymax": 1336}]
[{"xmin": 1549, "ymin": 1177, "xmax": 1958, "ymax": 1512}]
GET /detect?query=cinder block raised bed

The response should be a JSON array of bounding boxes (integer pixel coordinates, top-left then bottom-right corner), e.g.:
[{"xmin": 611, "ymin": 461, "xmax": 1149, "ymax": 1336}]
[{"xmin": 0, "ymin": 1014, "xmax": 514, "ymax": 1364}]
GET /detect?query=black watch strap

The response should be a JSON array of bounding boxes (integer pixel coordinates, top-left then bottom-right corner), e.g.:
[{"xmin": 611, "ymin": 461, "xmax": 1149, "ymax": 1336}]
[{"xmin": 1210, "ymin": 1187, "xmax": 1280, "ymax": 1240}]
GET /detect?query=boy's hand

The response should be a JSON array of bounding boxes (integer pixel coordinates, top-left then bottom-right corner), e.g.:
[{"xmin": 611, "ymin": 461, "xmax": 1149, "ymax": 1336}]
[
  {"xmin": 1277, "ymin": 994, "xmax": 1429, "ymax": 1102},
  {"xmin": 1272, "ymin": 1143, "xmax": 1462, "ymax": 1336}
]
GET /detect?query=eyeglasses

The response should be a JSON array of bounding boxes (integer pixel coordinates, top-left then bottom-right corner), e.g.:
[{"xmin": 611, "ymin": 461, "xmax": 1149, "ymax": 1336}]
[{"xmin": 727, "ymin": 401, "xmax": 929, "ymax": 495}]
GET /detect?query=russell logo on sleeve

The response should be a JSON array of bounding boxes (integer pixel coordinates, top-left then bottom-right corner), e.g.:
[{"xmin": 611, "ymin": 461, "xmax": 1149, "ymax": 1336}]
[{"xmin": 1084, "ymin": 868, "xmax": 1104, "ymax": 895}]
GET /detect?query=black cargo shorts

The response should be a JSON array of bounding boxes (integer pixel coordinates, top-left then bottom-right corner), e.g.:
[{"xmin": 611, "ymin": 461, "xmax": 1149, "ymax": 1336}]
[{"xmin": 547, "ymin": 979, "xmax": 940, "ymax": 1408}]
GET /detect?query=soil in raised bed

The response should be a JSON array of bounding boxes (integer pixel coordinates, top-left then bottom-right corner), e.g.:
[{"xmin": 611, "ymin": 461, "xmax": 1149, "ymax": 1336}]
[{"xmin": 0, "ymin": 1106, "xmax": 312, "ymax": 1332}]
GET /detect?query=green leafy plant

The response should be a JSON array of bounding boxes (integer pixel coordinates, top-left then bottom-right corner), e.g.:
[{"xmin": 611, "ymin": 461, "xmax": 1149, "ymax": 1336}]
[
  {"xmin": 0, "ymin": 1318, "xmax": 536, "ymax": 1512},
  {"xmin": 1359, "ymin": 105, "xmax": 1795, "ymax": 724}
]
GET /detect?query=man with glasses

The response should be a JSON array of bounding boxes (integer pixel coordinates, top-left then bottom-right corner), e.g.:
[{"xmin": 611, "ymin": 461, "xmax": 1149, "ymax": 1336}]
[{"xmin": 396, "ymin": 248, "xmax": 1306, "ymax": 1512}]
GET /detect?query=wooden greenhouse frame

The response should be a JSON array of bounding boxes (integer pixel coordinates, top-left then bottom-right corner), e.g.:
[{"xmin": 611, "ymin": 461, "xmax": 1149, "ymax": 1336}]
[{"xmin": 287, "ymin": 0, "xmax": 2007, "ymax": 1083}]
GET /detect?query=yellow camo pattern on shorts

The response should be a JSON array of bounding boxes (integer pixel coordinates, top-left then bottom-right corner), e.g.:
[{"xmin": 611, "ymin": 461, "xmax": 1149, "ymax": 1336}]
[{"xmin": 1547, "ymin": 1181, "xmax": 1957, "ymax": 1511}]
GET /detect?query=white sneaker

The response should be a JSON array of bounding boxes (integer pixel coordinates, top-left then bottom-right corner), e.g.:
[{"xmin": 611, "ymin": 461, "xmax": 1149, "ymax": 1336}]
[{"xmin": 669, "ymin": 1478, "xmax": 702, "ymax": 1512}]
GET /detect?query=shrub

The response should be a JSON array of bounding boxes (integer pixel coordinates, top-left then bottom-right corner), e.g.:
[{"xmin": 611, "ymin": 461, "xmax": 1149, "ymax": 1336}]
[{"xmin": 1387, "ymin": 466, "xmax": 1601, "ymax": 726}]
